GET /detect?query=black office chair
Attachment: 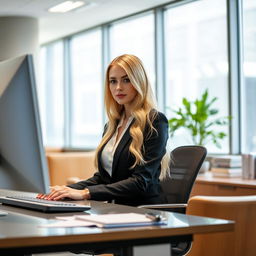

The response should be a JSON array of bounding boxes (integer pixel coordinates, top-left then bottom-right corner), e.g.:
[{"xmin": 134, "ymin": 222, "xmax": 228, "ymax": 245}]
[
  {"xmin": 80, "ymin": 145, "xmax": 207, "ymax": 256},
  {"xmin": 139, "ymin": 145, "xmax": 207, "ymax": 211},
  {"xmin": 138, "ymin": 145, "xmax": 207, "ymax": 256}
]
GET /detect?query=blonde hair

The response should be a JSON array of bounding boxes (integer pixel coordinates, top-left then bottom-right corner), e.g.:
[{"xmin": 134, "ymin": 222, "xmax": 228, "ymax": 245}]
[{"xmin": 95, "ymin": 54, "xmax": 169, "ymax": 179}]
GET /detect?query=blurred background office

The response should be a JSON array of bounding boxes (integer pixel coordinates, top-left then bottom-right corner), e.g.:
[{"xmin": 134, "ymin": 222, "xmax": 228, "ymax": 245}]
[{"xmin": 0, "ymin": 0, "xmax": 255, "ymax": 155}]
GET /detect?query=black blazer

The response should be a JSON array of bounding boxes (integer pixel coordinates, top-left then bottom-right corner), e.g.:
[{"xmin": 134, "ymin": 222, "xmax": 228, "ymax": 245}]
[{"xmin": 69, "ymin": 111, "xmax": 169, "ymax": 206}]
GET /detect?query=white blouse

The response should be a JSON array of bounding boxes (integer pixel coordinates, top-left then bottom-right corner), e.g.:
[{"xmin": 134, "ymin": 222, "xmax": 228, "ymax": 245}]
[{"xmin": 101, "ymin": 116, "xmax": 134, "ymax": 176}]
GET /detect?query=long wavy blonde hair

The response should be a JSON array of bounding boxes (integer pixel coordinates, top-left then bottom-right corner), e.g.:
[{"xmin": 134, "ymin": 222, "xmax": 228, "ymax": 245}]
[{"xmin": 95, "ymin": 54, "xmax": 169, "ymax": 179}]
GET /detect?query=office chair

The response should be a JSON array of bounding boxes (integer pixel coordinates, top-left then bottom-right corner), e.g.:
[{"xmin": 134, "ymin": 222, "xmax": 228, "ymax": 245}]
[
  {"xmin": 186, "ymin": 195, "xmax": 256, "ymax": 256},
  {"xmin": 79, "ymin": 145, "xmax": 206, "ymax": 256},
  {"xmin": 138, "ymin": 145, "xmax": 207, "ymax": 256},
  {"xmin": 139, "ymin": 145, "xmax": 207, "ymax": 212}
]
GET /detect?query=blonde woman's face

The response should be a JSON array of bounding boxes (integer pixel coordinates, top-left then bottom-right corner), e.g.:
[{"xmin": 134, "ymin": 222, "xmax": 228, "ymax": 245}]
[{"xmin": 109, "ymin": 65, "xmax": 137, "ymax": 108}]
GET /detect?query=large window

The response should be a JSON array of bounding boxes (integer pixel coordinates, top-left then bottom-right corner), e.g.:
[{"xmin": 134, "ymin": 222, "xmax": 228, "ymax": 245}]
[
  {"xmin": 70, "ymin": 29, "xmax": 103, "ymax": 148},
  {"xmin": 39, "ymin": 41, "xmax": 64, "ymax": 147},
  {"xmin": 39, "ymin": 0, "xmax": 248, "ymax": 155},
  {"xmin": 109, "ymin": 13, "xmax": 156, "ymax": 91},
  {"xmin": 242, "ymin": 0, "xmax": 256, "ymax": 153},
  {"xmin": 165, "ymin": 0, "xmax": 229, "ymax": 153}
]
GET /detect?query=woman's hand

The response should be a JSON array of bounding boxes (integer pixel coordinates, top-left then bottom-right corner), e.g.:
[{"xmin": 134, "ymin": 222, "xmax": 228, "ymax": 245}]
[{"xmin": 37, "ymin": 186, "xmax": 91, "ymax": 201}]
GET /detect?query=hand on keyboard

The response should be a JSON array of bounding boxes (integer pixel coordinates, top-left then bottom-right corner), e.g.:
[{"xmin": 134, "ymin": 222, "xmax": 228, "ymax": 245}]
[{"xmin": 37, "ymin": 185, "xmax": 91, "ymax": 201}]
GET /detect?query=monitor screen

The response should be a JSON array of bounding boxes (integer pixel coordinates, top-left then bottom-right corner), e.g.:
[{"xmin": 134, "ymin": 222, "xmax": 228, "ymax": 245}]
[{"xmin": 0, "ymin": 54, "xmax": 50, "ymax": 194}]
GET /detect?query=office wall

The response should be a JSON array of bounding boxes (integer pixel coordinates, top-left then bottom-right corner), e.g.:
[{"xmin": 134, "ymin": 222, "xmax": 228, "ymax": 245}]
[{"xmin": 0, "ymin": 16, "xmax": 39, "ymax": 61}]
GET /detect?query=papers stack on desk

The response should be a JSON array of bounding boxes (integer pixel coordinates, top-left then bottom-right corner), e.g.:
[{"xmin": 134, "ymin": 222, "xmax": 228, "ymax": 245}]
[
  {"xmin": 211, "ymin": 155, "xmax": 242, "ymax": 168},
  {"xmin": 211, "ymin": 155, "xmax": 242, "ymax": 177},
  {"xmin": 75, "ymin": 213, "xmax": 166, "ymax": 228},
  {"xmin": 40, "ymin": 213, "xmax": 167, "ymax": 228},
  {"xmin": 211, "ymin": 167, "xmax": 242, "ymax": 177}
]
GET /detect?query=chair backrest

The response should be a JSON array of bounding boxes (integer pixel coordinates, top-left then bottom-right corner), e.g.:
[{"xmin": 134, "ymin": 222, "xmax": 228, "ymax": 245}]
[
  {"xmin": 187, "ymin": 195, "xmax": 256, "ymax": 256},
  {"xmin": 160, "ymin": 145, "xmax": 207, "ymax": 205}
]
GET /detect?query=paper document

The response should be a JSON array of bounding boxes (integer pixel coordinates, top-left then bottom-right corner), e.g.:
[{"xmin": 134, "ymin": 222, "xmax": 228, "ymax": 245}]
[
  {"xmin": 75, "ymin": 213, "xmax": 166, "ymax": 228},
  {"xmin": 39, "ymin": 213, "xmax": 167, "ymax": 228}
]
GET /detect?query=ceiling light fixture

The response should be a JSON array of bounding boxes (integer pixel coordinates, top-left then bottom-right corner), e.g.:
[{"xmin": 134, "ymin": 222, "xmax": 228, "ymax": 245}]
[{"xmin": 48, "ymin": 1, "xmax": 85, "ymax": 13}]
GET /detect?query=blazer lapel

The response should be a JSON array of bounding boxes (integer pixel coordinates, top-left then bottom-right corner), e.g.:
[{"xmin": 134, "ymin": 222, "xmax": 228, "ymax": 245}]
[{"xmin": 112, "ymin": 120, "xmax": 134, "ymax": 176}]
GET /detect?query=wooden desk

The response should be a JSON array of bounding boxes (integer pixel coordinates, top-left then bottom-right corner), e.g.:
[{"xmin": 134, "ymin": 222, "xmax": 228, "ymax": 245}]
[
  {"xmin": 0, "ymin": 199, "xmax": 233, "ymax": 256},
  {"xmin": 191, "ymin": 172, "xmax": 256, "ymax": 197}
]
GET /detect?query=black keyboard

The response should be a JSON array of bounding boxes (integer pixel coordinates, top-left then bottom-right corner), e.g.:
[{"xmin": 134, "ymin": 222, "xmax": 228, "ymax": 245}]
[{"xmin": 0, "ymin": 195, "xmax": 91, "ymax": 213}]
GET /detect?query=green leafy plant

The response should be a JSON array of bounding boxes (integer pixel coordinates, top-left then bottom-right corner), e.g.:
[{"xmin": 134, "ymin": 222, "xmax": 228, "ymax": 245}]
[{"xmin": 168, "ymin": 89, "xmax": 231, "ymax": 148}]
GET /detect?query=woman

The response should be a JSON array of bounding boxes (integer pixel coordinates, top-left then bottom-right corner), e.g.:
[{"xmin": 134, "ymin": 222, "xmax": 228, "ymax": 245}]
[{"xmin": 38, "ymin": 54, "xmax": 169, "ymax": 206}]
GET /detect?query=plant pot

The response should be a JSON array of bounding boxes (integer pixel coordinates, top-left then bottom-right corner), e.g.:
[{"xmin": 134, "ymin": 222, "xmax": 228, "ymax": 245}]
[{"xmin": 199, "ymin": 160, "xmax": 210, "ymax": 174}]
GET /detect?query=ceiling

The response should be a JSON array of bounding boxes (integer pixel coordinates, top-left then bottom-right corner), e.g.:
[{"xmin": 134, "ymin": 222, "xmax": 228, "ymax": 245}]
[{"xmin": 0, "ymin": 0, "xmax": 173, "ymax": 44}]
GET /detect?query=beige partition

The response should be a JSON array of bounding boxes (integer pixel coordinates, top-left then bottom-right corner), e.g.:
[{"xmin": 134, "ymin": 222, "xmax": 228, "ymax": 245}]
[{"xmin": 46, "ymin": 151, "xmax": 96, "ymax": 186}]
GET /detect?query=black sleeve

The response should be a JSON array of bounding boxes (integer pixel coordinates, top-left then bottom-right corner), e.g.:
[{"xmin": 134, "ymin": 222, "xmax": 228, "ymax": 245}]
[
  {"xmin": 87, "ymin": 112, "xmax": 169, "ymax": 201},
  {"xmin": 68, "ymin": 171, "xmax": 105, "ymax": 190}
]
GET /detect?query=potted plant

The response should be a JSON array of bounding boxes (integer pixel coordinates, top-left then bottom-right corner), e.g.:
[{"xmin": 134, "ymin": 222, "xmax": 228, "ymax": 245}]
[{"xmin": 168, "ymin": 89, "xmax": 231, "ymax": 172}]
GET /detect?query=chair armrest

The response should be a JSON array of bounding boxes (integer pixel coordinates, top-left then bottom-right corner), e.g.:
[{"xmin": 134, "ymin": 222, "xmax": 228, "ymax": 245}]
[{"xmin": 138, "ymin": 203, "xmax": 187, "ymax": 209}]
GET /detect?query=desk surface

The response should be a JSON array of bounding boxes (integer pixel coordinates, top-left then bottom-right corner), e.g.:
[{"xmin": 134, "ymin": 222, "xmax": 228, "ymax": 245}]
[
  {"xmin": 0, "ymin": 197, "xmax": 234, "ymax": 255},
  {"xmin": 196, "ymin": 171, "xmax": 256, "ymax": 188}
]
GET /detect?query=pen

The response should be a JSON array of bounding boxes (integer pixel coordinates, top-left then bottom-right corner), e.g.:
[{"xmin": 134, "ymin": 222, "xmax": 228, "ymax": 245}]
[{"xmin": 145, "ymin": 212, "xmax": 162, "ymax": 222}]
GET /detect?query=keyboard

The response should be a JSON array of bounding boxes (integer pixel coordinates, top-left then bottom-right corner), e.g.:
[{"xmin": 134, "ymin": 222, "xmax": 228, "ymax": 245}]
[{"xmin": 0, "ymin": 195, "xmax": 91, "ymax": 213}]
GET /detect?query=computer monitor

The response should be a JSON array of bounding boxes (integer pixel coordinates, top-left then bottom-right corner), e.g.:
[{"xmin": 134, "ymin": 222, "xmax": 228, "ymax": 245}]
[{"xmin": 0, "ymin": 54, "xmax": 50, "ymax": 194}]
